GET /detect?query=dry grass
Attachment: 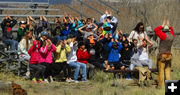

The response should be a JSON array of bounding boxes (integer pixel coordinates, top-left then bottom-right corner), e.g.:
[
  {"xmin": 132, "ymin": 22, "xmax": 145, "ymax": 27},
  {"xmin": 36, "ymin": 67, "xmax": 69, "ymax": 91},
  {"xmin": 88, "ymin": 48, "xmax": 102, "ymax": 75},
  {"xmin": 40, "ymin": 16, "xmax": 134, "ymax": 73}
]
[{"xmin": 0, "ymin": 49, "xmax": 180, "ymax": 95}]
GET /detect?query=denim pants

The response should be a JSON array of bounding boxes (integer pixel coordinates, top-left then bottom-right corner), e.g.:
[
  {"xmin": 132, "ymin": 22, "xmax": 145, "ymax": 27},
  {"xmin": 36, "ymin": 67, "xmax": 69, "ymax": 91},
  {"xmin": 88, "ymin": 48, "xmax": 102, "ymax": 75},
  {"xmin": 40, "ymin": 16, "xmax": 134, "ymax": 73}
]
[
  {"xmin": 130, "ymin": 59, "xmax": 153, "ymax": 70},
  {"xmin": 54, "ymin": 35, "xmax": 67, "ymax": 44},
  {"xmin": 3, "ymin": 39, "xmax": 18, "ymax": 51},
  {"xmin": 69, "ymin": 61, "xmax": 87, "ymax": 81}
]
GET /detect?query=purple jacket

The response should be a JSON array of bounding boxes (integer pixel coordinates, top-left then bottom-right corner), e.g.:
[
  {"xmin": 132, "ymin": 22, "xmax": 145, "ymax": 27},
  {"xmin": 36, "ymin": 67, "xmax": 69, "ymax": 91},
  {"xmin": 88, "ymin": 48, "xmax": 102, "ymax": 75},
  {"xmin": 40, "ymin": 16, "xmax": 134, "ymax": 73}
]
[{"xmin": 39, "ymin": 44, "xmax": 56, "ymax": 64}]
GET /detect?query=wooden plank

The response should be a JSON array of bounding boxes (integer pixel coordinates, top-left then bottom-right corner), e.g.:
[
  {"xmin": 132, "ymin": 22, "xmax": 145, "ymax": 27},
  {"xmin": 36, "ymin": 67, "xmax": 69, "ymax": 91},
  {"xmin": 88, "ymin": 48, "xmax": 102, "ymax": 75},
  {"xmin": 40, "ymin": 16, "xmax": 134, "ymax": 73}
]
[{"xmin": 104, "ymin": 69, "xmax": 173, "ymax": 73}]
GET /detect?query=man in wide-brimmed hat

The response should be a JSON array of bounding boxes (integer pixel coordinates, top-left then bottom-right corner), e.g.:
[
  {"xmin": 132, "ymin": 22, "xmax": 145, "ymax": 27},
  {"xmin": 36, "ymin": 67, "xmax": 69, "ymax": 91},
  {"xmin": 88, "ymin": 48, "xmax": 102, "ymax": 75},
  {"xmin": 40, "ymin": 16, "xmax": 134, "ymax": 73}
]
[{"xmin": 154, "ymin": 20, "xmax": 175, "ymax": 88}]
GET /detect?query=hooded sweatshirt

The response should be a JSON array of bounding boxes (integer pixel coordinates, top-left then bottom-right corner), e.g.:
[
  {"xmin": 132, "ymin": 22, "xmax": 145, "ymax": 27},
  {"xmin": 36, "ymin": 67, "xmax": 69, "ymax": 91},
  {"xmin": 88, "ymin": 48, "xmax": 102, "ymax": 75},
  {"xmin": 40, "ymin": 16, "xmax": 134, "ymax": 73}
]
[
  {"xmin": 55, "ymin": 44, "xmax": 71, "ymax": 63},
  {"xmin": 28, "ymin": 40, "xmax": 41, "ymax": 64},
  {"xmin": 76, "ymin": 49, "xmax": 91, "ymax": 64},
  {"xmin": 108, "ymin": 42, "xmax": 123, "ymax": 62},
  {"xmin": 39, "ymin": 44, "xmax": 56, "ymax": 64},
  {"xmin": 67, "ymin": 42, "xmax": 78, "ymax": 64}
]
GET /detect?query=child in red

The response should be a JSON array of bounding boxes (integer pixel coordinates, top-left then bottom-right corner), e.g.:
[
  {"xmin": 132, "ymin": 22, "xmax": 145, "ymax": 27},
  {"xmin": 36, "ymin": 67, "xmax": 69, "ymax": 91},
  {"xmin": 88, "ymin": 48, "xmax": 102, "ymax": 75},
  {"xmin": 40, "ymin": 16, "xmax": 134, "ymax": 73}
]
[{"xmin": 28, "ymin": 39, "xmax": 46, "ymax": 83}]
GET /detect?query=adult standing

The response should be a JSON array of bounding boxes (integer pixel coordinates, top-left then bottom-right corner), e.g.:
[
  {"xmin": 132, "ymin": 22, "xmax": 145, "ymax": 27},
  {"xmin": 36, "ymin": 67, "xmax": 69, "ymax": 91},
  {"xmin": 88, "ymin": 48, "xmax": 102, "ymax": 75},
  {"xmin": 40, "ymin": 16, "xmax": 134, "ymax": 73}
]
[
  {"xmin": 129, "ymin": 22, "xmax": 149, "ymax": 47},
  {"xmin": 154, "ymin": 20, "xmax": 175, "ymax": 88}
]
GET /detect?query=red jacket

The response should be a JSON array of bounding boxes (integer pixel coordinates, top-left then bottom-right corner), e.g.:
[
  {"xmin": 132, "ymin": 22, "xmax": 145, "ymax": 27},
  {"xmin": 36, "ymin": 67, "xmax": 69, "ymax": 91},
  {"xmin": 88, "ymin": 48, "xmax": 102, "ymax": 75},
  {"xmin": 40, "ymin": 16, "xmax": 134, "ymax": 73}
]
[
  {"xmin": 76, "ymin": 49, "xmax": 91, "ymax": 64},
  {"xmin": 154, "ymin": 26, "xmax": 175, "ymax": 41},
  {"xmin": 28, "ymin": 40, "xmax": 41, "ymax": 64}
]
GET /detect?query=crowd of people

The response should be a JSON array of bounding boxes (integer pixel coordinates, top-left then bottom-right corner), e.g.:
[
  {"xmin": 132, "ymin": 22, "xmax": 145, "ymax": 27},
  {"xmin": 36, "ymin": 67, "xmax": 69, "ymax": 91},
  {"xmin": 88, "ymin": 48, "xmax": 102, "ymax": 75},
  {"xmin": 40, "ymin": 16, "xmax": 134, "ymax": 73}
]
[{"xmin": 0, "ymin": 10, "xmax": 174, "ymax": 88}]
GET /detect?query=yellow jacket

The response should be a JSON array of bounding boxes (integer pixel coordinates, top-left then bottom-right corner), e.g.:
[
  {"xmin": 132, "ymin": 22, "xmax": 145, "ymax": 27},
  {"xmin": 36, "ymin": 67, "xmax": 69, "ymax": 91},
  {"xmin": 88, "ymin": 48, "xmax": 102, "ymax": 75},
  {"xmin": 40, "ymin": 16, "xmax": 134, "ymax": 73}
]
[{"xmin": 55, "ymin": 44, "xmax": 71, "ymax": 63}]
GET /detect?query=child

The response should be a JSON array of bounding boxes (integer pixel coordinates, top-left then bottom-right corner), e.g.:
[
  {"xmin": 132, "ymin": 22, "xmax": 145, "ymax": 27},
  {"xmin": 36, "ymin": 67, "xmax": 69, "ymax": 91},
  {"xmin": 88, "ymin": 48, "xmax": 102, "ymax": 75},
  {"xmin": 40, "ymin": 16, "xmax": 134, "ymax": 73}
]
[
  {"xmin": 130, "ymin": 38, "xmax": 153, "ymax": 70},
  {"xmin": 67, "ymin": 36, "xmax": 87, "ymax": 83},
  {"xmin": 28, "ymin": 39, "xmax": 46, "ymax": 83},
  {"xmin": 108, "ymin": 39, "xmax": 123, "ymax": 70},
  {"xmin": 77, "ymin": 41, "xmax": 94, "ymax": 79},
  {"xmin": 54, "ymin": 40, "xmax": 72, "ymax": 82},
  {"xmin": 39, "ymin": 39, "xmax": 56, "ymax": 83}
]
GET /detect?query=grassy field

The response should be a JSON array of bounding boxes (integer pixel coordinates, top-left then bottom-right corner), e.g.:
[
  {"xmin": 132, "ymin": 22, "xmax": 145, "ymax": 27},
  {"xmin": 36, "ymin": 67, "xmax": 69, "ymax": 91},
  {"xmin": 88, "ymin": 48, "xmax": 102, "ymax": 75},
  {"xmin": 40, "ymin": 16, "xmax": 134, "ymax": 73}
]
[{"xmin": 0, "ymin": 49, "xmax": 180, "ymax": 95}]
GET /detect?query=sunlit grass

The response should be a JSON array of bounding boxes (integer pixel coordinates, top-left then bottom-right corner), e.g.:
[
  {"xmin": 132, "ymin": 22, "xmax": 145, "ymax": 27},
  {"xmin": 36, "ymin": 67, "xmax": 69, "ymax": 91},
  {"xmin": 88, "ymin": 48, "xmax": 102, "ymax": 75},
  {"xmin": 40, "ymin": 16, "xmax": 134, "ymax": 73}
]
[{"xmin": 0, "ymin": 49, "xmax": 180, "ymax": 95}]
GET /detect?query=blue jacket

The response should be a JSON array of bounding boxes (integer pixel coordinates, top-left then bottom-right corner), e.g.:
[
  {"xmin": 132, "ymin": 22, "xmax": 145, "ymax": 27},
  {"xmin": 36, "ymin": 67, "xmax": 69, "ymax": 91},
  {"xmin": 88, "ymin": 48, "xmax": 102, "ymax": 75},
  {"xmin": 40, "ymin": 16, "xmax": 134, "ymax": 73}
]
[
  {"xmin": 62, "ymin": 23, "xmax": 71, "ymax": 36},
  {"xmin": 108, "ymin": 42, "xmax": 123, "ymax": 62}
]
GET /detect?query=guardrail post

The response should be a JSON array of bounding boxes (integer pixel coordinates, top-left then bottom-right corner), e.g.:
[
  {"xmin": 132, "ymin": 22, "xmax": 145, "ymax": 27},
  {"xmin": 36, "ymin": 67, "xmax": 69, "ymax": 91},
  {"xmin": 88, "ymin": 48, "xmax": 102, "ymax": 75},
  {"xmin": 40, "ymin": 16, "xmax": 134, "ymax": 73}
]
[{"xmin": 80, "ymin": 0, "xmax": 83, "ymax": 19}]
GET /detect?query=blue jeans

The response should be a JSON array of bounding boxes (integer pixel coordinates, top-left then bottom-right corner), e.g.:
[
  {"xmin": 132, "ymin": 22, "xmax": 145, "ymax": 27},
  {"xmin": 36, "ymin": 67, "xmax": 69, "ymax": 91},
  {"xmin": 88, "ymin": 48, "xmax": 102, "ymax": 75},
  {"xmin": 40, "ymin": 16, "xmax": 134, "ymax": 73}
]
[
  {"xmin": 54, "ymin": 35, "xmax": 67, "ymax": 44},
  {"xmin": 69, "ymin": 61, "xmax": 87, "ymax": 81},
  {"xmin": 3, "ymin": 39, "xmax": 18, "ymax": 51}
]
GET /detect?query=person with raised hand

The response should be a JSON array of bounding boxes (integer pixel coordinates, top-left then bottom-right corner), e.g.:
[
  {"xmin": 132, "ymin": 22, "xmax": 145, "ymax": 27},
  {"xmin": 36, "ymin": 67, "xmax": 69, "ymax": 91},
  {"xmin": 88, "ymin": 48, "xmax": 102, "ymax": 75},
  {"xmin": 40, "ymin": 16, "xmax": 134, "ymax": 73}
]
[
  {"xmin": 1, "ymin": 14, "xmax": 18, "ymax": 51},
  {"xmin": 154, "ymin": 20, "xmax": 175, "ymax": 88}
]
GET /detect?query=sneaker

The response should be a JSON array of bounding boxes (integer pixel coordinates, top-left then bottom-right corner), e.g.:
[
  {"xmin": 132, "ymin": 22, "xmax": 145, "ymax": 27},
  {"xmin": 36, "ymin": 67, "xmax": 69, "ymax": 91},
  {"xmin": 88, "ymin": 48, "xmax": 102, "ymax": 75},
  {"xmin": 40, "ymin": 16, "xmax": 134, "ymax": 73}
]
[
  {"xmin": 70, "ymin": 80, "xmax": 75, "ymax": 82},
  {"xmin": 74, "ymin": 80, "xmax": 79, "ymax": 83},
  {"xmin": 44, "ymin": 79, "xmax": 49, "ymax": 83},
  {"xmin": 66, "ymin": 79, "xmax": 71, "ymax": 83},
  {"xmin": 38, "ymin": 78, "xmax": 44, "ymax": 83},
  {"xmin": 32, "ymin": 78, "xmax": 38, "ymax": 84}
]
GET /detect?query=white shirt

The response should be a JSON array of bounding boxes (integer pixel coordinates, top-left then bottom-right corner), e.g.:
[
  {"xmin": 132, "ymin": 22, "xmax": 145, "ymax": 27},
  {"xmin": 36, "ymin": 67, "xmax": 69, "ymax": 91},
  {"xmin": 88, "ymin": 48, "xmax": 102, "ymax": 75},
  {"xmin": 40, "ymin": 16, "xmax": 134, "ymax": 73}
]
[
  {"xmin": 129, "ymin": 30, "xmax": 147, "ymax": 46},
  {"xmin": 139, "ymin": 46, "xmax": 149, "ymax": 60},
  {"xmin": 67, "ymin": 42, "xmax": 78, "ymax": 64}
]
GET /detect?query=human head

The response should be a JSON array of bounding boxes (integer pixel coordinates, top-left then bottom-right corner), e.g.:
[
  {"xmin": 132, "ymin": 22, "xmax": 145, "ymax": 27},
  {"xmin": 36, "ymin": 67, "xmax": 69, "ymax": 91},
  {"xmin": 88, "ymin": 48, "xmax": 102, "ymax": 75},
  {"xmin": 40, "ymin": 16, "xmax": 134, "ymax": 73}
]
[
  {"xmin": 40, "ymin": 31, "xmax": 49, "ymax": 40},
  {"xmin": 123, "ymin": 40, "xmax": 129, "ymax": 48},
  {"xmin": 134, "ymin": 22, "xmax": 144, "ymax": 33},
  {"xmin": 19, "ymin": 21, "xmax": 27, "ymax": 28},
  {"xmin": 133, "ymin": 39, "xmax": 138, "ymax": 47},
  {"xmin": 142, "ymin": 39, "xmax": 147, "ymax": 47},
  {"xmin": 78, "ymin": 41, "xmax": 85, "ymax": 50},
  {"xmin": 89, "ymin": 39, "xmax": 95, "ymax": 47},
  {"xmin": 86, "ymin": 18, "xmax": 92, "ymax": 24},
  {"xmin": 26, "ymin": 31, "xmax": 33, "ymax": 39},
  {"xmin": 112, "ymin": 42, "xmax": 118, "ymax": 49}
]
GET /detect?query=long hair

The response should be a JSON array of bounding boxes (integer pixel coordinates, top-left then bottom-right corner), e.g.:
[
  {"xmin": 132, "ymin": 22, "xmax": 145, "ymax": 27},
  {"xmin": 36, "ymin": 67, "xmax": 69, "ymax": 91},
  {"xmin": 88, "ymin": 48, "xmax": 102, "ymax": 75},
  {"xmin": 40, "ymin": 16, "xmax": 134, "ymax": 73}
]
[
  {"xmin": 133, "ymin": 22, "xmax": 144, "ymax": 33},
  {"xmin": 25, "ymin": 31, "xmax": 33, "ymax": 50}
]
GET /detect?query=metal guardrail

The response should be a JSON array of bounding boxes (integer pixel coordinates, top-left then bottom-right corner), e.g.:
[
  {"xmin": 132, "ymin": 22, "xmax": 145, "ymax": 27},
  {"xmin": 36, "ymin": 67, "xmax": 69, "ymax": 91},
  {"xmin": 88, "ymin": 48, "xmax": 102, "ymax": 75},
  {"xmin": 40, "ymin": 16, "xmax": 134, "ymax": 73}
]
[
  {"xmin": 0, "ymin": 1, "xmax": 49, "ymax": 5},
  {"xmin": 98, "ymin": 0, "xmax": 119, "ymax": 14},
  {"xmin": 66, "ymin": 4, "xmax": 88, "ymax": 18},
  {"xmin": 0, "ymin": 8, "xmax": 59, "ymax": 11},
  {"xmin": 77, "ymin": 0, "xmax": 103, "ymax": 15},
  {"xmin": 0, "ymin": 14, "xmax": 63, "ymax": 18}
]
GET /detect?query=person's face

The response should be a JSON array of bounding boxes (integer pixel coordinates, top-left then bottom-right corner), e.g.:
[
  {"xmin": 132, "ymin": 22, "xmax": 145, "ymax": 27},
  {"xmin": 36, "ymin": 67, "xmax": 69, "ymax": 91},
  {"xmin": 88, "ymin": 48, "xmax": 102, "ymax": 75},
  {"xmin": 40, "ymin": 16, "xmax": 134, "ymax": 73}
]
[
  {"xmin": 29, "ymin": 21, "xmax": 32, "ymax": 25},
  {"xmin": 6, "ymin": 22, "xmax": 10, "ymax": 26},
  {"xmin": 27, "ymin": 32, "xmax": 32, "ymax": 39},
  {"xmin": 80, "ymin": 45, "xmax": 85, "ymax": 50},
  {"xmin": 139, "ymin": 25, "xmax": 144, "ymax": 31},
  {"xmin": 133, "ymin": 40, "xmax": 138, "ymax": 47},
  {"xmin": 124, "ymin": 43, "xmax": 128, "ymax": 47},
  {"xmin": 89, "ymin": 43, "xmax": 94, "ymax": 47},
  {"xmin": 113, "ymin": 44, "xmax": 118, "ymax": 49},
  {"xmin": 87, "ymin": 28, "xmax": 92, "ymax": 32},
  {"xmin": 21, "ymin": 24, "xmax": 26, "ymax": 28},
  {"xmin": 142, "ymin": 40, "xmax": 147, "ymax": 47},
  {"xmin": 42, "ymin": 35, "xmax": 47, "ymax": 40},
  {"xmin": 61, "ymin": 43, "xmax": 65, "ymax": 49}
]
